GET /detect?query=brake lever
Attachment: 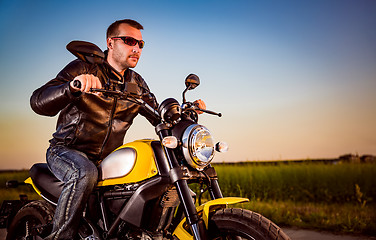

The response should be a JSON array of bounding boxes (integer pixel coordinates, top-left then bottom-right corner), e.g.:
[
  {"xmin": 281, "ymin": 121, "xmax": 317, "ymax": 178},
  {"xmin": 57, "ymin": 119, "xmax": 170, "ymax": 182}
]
[
  {"xmin": 186, "ymin": 101, "xmax": 222, "ymax": 117},
  {"xmin": 197, "ymin": 108, "xmax": 222, "ymax": 117},
  {"xmin": 182, "ymin": 103, "xmax": 222, "ymax": 118}
]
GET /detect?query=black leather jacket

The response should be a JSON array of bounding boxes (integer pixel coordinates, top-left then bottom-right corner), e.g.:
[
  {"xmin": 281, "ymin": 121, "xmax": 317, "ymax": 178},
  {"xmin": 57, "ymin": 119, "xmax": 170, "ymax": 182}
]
[{"xmin": 30, "ymin": 59, "xmax": 158, "ymax": 163}]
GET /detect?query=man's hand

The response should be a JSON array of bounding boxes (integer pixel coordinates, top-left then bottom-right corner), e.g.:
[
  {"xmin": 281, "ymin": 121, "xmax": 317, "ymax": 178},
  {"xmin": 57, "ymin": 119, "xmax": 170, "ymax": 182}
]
[
  {"xmin": 70, "ymin": 74, "xmax": 102, "ymax": 93},
  {"xmin": 194, "ymin": 99, "xmax": 206, "ymax": 114}
]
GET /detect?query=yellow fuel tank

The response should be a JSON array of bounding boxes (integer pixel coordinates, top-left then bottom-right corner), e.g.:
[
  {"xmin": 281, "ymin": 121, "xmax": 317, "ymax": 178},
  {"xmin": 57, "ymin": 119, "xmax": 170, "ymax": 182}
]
[{"xmin": 97, "ymin": 139, "xmax": 159, "ymax": 187}]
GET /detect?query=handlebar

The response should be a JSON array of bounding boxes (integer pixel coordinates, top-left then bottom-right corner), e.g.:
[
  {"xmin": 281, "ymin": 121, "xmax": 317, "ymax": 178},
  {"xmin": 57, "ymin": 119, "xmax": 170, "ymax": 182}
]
[
  {"xmin": 71, "ymin": 80, "xmax": 221, "ymax": 120},
  {"xmin": 197, "ymin": 108, "xmax": 222, "ymax": 117},
  {"xmin": 73, "ymin": 79, "xmax": 81, "ymax": 89},
  {"xmin": 183, "ymin": 102, "xmax": 222, "ymax": 118}
]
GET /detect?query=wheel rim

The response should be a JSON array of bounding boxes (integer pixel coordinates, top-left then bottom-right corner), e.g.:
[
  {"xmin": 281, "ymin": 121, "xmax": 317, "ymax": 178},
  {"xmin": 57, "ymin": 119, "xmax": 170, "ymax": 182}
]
[{"xmin": 14, "ymin": 216, "xmax": 42, "ymax": 240}]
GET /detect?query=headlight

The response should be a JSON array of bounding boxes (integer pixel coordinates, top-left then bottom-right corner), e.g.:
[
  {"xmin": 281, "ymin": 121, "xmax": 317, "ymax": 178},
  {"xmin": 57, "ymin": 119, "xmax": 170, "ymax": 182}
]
[{"xmin": 182, "ymin": 124, "xmax": 215, "ymax": 170}]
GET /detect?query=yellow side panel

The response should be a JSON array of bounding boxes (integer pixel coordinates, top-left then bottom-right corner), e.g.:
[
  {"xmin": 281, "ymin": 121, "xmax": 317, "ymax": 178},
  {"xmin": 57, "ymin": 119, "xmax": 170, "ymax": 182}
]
[
  {"xmin": 24, "ymin": 177, "xmax": 42, "ymax": 196},
  {"xmin": 97, "ymin": 139, "xmax": 159, "ymax": 186}
]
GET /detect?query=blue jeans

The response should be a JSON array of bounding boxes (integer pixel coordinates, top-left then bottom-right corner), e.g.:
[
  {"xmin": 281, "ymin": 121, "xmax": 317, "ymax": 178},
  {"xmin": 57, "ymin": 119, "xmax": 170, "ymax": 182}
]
[{"xmin": 45, "ymin": 145, "xmax": 98, "ymax": 240}]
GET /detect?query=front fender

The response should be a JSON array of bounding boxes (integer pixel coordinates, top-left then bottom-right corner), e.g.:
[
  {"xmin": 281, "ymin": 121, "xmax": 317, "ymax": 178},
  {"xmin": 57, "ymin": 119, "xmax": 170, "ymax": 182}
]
[{"xmin": 173, "ymin": 197, "xmax": 249, "ymax": 240}]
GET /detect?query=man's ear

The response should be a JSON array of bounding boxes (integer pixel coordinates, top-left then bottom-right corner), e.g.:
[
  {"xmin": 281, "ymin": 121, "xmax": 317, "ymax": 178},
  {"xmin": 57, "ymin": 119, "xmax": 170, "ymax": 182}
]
[{"xmin": 107, "ymin": 38, "xmax": 113, "ymax": 49}]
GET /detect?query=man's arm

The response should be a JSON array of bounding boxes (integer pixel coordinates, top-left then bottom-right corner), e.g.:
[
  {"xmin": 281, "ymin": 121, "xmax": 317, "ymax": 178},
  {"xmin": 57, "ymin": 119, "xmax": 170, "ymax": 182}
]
[
  {"xmin": 30, "ymin": 59, "xmax": 101, "ymax": 116},
  {"xmin": 134, "ymin": 75, "xmax": 160, "ymax": 126}
]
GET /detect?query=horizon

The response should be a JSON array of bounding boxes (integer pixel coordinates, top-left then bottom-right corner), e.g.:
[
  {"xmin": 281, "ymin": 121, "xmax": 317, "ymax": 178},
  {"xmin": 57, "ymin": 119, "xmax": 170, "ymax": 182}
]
[{"xmin": 1, "ymin": 153, "xmax": 374, "ymax": 171}]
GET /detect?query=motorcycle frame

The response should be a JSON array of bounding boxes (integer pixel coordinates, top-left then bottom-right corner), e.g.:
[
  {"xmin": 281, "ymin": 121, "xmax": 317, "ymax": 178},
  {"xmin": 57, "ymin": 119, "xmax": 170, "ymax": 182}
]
[
  {"xmin": 19, "ymin": 113, "xmax": 225, "ymax": 240},
  {"xmin": 87, "ymin": 133, "xmax": 223, "ymax": 240}
]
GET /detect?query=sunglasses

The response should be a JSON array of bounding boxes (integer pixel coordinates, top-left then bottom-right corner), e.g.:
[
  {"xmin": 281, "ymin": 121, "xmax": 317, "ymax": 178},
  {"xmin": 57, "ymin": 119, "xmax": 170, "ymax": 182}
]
[{"xmin": 111, "ymin": 36, "xmax": 145, "ymax": 49}]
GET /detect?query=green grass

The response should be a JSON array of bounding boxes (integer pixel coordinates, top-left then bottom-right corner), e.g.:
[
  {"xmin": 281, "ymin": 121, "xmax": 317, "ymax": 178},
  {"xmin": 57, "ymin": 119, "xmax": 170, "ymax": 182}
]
[
  {"xmin": 213, "ymin": 162, "xmax": 376, "ymax": 204},
  {"xmin": 1, "ymin": 162, "xmax": 375, "ymax": 235},
  {"xmin": 208, "ymin": 162, "xmax": 376, "ymax": 235},
  {"xmin": 237, "ymin": 200, "xmax": 376, "ymax": 236}
]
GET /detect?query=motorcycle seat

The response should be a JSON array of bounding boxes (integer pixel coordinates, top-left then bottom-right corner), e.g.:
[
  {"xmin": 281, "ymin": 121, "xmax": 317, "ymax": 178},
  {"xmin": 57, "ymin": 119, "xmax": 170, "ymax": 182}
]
[{"xmin": 30, "ymin": 163, "xmax": 64, "ymax": 205}]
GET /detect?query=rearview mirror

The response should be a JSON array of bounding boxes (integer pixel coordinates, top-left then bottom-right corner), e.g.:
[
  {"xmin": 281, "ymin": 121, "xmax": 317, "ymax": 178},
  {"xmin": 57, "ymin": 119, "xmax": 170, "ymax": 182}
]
[
  {"xmin": 183, "ymin": 74, "xmax": 200, "ymax": 103},
  {"xmin": 66, "ymin": 40, "xmax": 105, "ymax": 64},
  {"xmin": 185, "ymin": 74, "xmax": 200, "ymax": 90}
]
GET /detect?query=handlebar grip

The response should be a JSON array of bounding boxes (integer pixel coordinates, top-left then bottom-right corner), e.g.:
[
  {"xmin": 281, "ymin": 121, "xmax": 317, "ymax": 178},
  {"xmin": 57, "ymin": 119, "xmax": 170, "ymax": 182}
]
[
  {"xmin": 200, "ymin": 108, "xmax": 222, "ymax": 117},
  {"xmin": 73, "ymin": 80, "xmax": 81, "ymax": 89}
]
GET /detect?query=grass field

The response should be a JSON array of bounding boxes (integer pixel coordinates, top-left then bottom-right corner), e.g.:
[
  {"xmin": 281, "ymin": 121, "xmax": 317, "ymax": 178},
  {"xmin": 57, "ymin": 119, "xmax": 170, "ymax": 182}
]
[
  {"xmin": 214, "ymin": 161, "xmax": 376, "ymax": 204},
  {"xmin": 212, "ymin": 161, "xmax": 376, "ymax": 236},
  {"xmin": 1, "ymin": 161, "xmax": 375, "ymax": 235}
]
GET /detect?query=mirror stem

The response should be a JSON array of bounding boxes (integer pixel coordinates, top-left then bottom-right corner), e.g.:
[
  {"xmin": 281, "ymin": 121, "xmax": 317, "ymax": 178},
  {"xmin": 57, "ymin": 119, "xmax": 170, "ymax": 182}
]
[{"xmin": 182, "ymin": 87, "xmax": 189, "ymax": 103}]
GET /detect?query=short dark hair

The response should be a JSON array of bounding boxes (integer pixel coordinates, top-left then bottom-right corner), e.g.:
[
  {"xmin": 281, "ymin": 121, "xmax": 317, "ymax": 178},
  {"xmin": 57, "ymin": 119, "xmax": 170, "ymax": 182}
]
[{"xmin": 106, "ymin": 19, "xmax": 144, "ymax": 39}]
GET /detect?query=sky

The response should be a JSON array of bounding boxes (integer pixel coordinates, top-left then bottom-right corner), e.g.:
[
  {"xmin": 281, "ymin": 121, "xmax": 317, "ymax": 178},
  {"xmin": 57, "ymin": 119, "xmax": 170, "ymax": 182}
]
[{"xmin": 0, "ymin": 0, "xmax": 375, "ymax": 169}]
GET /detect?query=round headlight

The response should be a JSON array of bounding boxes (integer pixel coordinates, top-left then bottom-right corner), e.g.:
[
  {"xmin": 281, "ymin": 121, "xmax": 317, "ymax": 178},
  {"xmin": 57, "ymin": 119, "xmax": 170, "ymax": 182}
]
[{"xmin": 182, "ymin": 124, "xmax": 215, "ymax": 170}]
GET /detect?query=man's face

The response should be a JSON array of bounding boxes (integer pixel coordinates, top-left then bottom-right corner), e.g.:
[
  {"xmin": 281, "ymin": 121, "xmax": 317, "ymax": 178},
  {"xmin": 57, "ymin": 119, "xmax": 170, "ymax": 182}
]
[{"xmin": 108, "ymin": 23, "xmax": 143, "ymax": 70}]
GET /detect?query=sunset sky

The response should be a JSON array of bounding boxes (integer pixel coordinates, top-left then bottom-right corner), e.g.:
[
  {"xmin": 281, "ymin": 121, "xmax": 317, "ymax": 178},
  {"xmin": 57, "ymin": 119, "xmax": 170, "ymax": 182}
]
[{"xmin": 0, "ymin": 0, "xmax": 375, "ymax": 169}]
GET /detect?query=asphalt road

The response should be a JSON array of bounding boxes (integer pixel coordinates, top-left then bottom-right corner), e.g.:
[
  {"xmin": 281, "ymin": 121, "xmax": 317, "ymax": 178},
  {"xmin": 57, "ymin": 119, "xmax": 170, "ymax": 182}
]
[
  {"xmin": 1, "ymin": 228, "xmax": 375, "ymax": 240},
  {"xmin": 283, "ymin": 228, "xmax": 376, "ymax": 240}
]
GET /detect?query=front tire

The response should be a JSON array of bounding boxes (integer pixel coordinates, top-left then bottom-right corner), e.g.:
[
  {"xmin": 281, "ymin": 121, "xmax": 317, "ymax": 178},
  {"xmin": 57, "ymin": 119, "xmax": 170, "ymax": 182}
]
[
  {"xmin": 209, "ymin": 208, "xmax": 290, "ymax": 240},
  {"xmin": 6, "ymin": 200, "xmax": 54, "ymax": 240}
]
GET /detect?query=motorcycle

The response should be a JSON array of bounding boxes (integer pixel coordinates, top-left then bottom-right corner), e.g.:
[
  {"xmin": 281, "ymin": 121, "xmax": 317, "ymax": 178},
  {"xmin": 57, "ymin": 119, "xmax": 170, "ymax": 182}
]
[{"xmin": 1, "ymin": 41, "xmax": 290, "ymax": 240}]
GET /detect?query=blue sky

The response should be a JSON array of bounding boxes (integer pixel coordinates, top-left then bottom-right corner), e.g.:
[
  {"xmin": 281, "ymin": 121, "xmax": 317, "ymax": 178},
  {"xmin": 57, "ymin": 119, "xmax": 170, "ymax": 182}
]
[{"xmin": 0, "ymin": 0, "xmax": 375, "ymax": 169}]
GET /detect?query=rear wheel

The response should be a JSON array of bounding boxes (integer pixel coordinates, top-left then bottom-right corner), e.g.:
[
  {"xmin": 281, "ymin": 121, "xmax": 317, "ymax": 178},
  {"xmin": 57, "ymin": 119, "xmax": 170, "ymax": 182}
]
[
  {"xmin": 209, "ymin": 208, "xmax": 290, "ymax": 240},
  {"xmin": 6, "ymin": 200, "xmax": 54, "ymax": 240}
]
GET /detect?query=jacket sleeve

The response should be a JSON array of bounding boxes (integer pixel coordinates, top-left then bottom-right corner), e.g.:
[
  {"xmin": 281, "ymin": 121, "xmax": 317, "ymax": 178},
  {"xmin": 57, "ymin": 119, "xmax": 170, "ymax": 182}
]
[
  {"xmin": 30, "ymin": 59, "xmax": 87, "ymax": 116},
  {"xmin": 141, "ymin": 92, "xmax": 160, "ymax": 126},
  {"xmin": 137, "ymin": 77, "xmax": 160, "ymax": 126}
]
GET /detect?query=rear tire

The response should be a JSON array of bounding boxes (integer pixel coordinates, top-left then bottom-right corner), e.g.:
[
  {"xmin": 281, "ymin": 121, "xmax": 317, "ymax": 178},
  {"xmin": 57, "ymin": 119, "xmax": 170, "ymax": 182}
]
[
  {"xmin": 209, "ymin": 208, "xmax": 290, "ymax": 240},
  {"xmin": 6, "ymin": 200, "xmax": 54, "ymax": 240}
]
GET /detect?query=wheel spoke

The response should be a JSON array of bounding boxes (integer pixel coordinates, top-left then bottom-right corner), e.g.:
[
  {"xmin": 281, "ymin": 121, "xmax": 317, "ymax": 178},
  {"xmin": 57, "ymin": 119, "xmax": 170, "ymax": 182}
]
[{"xmin": 25, "ymin": 220, "xmax": 30, "ymax": 237}]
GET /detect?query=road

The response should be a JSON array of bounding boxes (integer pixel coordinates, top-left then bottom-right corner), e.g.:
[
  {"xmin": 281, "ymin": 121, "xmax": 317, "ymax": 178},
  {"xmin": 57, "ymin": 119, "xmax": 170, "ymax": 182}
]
[
  {"xmin": 1, "ymin": 228, "xmax": 375, "ymax": 240},
  {"xmin": 283, "ymin": 227, "xmax": 376, "ymax": 240}
]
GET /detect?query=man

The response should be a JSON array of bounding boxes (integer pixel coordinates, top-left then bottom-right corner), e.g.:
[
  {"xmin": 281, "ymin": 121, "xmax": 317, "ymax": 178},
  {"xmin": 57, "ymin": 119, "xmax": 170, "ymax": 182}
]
[{"xmin": 30, "ymin": 19, "xmax": 158, "ymax": 239}]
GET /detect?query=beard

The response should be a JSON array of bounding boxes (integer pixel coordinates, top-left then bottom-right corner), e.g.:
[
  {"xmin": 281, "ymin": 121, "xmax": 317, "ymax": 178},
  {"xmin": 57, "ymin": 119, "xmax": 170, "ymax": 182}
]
[
  {"xmin": 116, "ymin": 53, "xmax": 139, "ymax": 70},
  {"xmin": 125, "ymin": 54, "xmax": 139, "ymax": 68},
  {"xmin": 108, "ymin": 46, "xmax": 141, "ymax": 72}
]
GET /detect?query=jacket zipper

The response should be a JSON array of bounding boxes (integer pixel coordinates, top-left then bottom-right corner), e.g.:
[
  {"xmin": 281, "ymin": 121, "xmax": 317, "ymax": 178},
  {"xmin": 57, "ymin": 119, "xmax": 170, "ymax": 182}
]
[{"xmin": 99, "ymin": 96, "xmax": 118, "ymax": 159}]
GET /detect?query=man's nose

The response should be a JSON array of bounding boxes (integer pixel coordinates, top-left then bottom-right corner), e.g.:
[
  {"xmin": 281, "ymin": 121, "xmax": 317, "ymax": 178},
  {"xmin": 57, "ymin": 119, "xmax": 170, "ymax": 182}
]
[{"xmin": 132, "ymin": 45, "xmax": 141, "ymax": 53}]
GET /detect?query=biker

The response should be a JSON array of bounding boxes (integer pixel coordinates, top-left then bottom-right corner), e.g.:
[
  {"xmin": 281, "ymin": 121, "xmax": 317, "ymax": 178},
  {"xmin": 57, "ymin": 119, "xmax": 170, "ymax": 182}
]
[{"xmin": 30, "ymin": 19, "xmax": 158, "ymax": 240}]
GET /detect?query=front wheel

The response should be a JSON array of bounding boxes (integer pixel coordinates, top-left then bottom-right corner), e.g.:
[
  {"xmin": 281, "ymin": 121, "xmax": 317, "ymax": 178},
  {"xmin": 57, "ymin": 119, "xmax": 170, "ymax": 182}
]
[{"xmin": 209, "ymin": 208, "xmax": 290, "ymax": 240}]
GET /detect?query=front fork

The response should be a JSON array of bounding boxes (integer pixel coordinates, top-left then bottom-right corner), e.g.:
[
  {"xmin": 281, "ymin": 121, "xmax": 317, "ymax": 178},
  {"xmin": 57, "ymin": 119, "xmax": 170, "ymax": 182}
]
[
  {"xmin": 175, "ymin": 179, "xmax": 208, "ymax": 240},
  {"xmin": 156, "ymin": 123, "xmax": 222, "ymax": 240}
]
